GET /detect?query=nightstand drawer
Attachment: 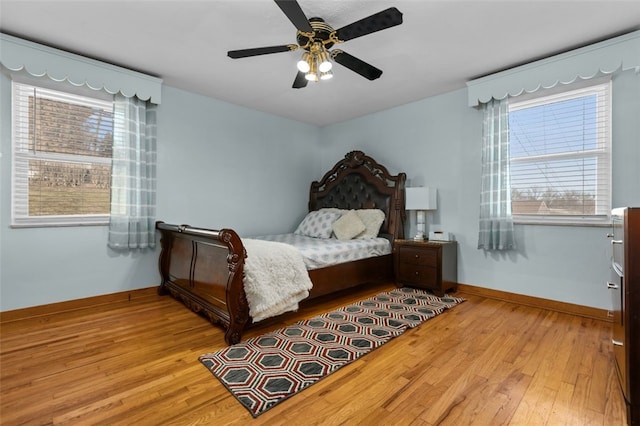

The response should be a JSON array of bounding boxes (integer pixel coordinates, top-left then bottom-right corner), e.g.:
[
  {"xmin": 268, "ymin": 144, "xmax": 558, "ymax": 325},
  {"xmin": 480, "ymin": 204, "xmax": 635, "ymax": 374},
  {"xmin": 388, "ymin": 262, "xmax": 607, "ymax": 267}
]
[
  {"xmin": 397, "ymin": 264, "xmax": 438, "ymax": 286},
  {"xmin": 398, "ymin": 246, "xmax": 437, "ymax": 266}
]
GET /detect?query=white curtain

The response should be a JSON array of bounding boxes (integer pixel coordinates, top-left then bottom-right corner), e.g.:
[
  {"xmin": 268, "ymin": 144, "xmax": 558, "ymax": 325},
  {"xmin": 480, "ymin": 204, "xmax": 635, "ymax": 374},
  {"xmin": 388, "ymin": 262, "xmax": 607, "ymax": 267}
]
[
  {"xmin": 108, "ymin": 94, "xmax": 157, "ymax": 250},
  {"xmin": 478, "ymin": 98, "xmax": 516, "ymax": 251}
]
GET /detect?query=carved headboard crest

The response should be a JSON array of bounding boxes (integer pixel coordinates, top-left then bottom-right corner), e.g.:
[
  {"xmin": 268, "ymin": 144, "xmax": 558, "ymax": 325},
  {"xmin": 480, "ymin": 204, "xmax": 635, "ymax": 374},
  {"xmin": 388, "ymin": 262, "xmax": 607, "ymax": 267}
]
[{"xmin": 313, "ymin": 150, "xmax": 397, "ymax": 192}]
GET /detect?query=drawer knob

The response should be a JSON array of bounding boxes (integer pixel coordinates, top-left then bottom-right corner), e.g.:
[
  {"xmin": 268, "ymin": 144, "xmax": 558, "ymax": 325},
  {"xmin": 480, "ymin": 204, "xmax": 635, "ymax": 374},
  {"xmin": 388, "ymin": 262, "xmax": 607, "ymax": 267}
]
[
  {"xmin": 612, "ymin": 339, "xmax": 623, "ymax": 347},
  {"xmin": 414, "ymin": 254, "xmax": 420, "ymax": 259}
]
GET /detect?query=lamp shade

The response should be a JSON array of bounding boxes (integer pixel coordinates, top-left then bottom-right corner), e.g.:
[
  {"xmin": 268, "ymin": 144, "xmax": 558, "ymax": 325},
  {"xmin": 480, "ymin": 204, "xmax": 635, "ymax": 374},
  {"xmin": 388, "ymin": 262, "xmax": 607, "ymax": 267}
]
[{"xmin": 405, "ymin": 187, "xmax": 437, "ymax": 211}]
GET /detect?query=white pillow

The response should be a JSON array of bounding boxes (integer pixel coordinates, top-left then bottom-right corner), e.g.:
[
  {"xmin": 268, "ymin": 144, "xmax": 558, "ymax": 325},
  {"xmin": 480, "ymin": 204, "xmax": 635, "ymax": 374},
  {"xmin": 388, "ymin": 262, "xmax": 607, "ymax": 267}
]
[
  {"xmin": 355, "ymin": 209, "xmax": 386, "ymax": 238},
  {"xmin": 332, "ymin": 210, "xmax": 366, "ymax": 240},
  {"xmin": 294, "ymin": 210, "xmax": 341, "ymax": 239}
]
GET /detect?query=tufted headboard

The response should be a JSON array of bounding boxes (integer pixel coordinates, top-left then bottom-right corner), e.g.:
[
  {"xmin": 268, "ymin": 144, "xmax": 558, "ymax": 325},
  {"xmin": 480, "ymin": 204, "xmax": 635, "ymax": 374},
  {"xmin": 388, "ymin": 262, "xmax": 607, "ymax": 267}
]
[{"xmin": 309, "ymin": 151, "xmax": 406, "ymax": 242}]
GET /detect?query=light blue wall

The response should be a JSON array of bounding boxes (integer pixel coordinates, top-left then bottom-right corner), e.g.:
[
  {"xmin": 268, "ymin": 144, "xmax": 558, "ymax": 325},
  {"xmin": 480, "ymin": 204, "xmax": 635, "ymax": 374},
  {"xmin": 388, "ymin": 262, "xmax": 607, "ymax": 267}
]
[
  {"xmin": 155, "ymin": 86, "xmax": 321, "ymax": 235},
  {"xmin": 0, "ymin": 74, "xmax": 319, "ymax": 311},
  {"xmin": 319, "ymin": 69, "xmax": 640, "ymax": 310}
]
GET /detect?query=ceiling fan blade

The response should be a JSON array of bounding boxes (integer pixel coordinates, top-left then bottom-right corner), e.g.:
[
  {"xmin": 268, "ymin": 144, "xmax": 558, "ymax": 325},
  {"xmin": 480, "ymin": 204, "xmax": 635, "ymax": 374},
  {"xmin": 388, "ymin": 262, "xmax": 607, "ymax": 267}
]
[
  {"xmin": 228, "ymin": 45, "xmax": 294, "ymax": 59},
  {"xmin": 335, "ymin": 7, "xmax": 403, "ymax": 42},
  {"xmin": 274, "ymin": 0, "xmax": 313, "ymax": 33},
  {"xmin": 292, "ymin": 71, "xmax": 308, "ymax": 89},
  {"xmin": 332, "ymin": 50, "xmax": 383, "ymax": 80}
]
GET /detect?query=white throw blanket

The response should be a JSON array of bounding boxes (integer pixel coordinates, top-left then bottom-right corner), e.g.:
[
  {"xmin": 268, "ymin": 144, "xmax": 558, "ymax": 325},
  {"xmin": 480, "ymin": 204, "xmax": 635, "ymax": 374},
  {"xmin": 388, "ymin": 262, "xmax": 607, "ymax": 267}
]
[{"xmin": 242, "ymin": 238, "xmax": 313, "ymax": 322}]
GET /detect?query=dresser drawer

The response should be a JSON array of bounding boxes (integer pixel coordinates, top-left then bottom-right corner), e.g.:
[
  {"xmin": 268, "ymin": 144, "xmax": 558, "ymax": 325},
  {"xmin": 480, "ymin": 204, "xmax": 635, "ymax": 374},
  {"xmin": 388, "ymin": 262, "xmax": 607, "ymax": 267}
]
[
  {"xmin": 398, "ymin": 246, "xmax": 438, "ymax": 266},
  {"xmin": 397, "ymin": 264, "xmax": 438, "ymax": 287}
]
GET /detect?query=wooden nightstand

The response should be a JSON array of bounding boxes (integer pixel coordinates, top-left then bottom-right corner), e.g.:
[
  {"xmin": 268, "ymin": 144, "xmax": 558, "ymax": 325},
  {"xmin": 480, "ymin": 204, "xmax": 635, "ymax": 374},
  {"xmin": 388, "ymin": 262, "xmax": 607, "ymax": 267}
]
[{"xmin": 394, "ymin": 239, "xmax": 458, "ymax": 296}]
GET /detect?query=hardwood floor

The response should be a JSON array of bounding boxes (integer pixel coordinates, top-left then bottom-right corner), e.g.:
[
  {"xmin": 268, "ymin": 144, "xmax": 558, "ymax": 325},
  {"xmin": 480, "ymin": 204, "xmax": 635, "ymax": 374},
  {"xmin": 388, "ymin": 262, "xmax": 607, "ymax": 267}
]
[{"xmin": 0, "ymin": 283, "xmax": 627, "ymax": 425}]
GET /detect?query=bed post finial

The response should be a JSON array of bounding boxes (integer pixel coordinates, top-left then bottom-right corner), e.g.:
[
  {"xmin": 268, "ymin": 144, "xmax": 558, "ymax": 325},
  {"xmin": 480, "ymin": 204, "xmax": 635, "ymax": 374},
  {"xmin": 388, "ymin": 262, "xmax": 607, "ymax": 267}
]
[{"xmin": 345, "ymin": 150, "xmax": 366, "ymax": 167}]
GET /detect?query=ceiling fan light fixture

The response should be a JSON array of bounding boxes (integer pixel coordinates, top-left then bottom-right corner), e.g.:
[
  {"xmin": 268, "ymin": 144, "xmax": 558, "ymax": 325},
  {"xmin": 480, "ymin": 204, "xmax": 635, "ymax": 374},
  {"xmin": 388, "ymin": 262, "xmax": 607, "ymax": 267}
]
[
  {"xmin": 317, "ymin": 50, "xmax": 332, "ymax": 73},
  {"xmin": 320, "ymin": 70, "xmax": 333, "ymax": 80},
  {"xmin": 297, "ymin": 52, "xmax": 311, "ymax": 73},
  {"xmin": 305, "ymin": 71, "xmax": 319, "ymax": 82}
]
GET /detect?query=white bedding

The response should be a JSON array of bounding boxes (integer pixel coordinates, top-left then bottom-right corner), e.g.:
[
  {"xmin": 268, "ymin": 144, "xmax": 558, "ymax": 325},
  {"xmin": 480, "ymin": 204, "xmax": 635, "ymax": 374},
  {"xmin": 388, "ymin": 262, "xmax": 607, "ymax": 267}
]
[
  {"xmin": 241, "ymin": 234, "xmax": 390, "ymax": 322},
  {"xmin": 242, "ymin": 239, "xmax": 313, "ymax": 322},
  {"xmin": 252, "ymin": 233, "xmax": 392, "ymax": 270}
]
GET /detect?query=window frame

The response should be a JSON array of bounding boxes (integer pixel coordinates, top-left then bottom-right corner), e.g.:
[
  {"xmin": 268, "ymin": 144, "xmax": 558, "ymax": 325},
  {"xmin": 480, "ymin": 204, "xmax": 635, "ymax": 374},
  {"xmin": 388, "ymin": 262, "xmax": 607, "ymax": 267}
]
[
  {"xmin": 11, "ymin": 77, "xmax": 115, "ymax": 228},
  {"xmin": 507, "ymin": 78, "xmax": 612, "ymax": 227}
]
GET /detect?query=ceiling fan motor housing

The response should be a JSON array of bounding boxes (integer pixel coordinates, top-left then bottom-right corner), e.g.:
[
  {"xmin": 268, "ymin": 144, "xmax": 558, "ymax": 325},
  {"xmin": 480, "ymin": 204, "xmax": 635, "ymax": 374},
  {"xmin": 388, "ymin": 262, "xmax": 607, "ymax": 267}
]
[{"xmin": 297, "ymin": 18, "xmax": 336, "ymax": 51}]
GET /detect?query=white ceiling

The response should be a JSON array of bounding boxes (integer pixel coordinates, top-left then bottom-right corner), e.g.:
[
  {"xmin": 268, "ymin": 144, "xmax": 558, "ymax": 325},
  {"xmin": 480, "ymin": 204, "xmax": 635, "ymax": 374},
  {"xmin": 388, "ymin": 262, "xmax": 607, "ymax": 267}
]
[{"xmin": 1, "ymin": 0, "xmax": 639, "ymax": 126}]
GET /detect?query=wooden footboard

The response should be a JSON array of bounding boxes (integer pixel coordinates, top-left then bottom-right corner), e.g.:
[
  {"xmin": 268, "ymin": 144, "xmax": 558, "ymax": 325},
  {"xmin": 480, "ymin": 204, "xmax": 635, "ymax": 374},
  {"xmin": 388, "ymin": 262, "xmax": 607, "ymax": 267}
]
[
  {"xmin": 156, "ymin": 221, "xmax": 394, "ymax": 346},
  {"xmin": 156, "ymin": 221, "xmax": 249, "ymax": 345}
]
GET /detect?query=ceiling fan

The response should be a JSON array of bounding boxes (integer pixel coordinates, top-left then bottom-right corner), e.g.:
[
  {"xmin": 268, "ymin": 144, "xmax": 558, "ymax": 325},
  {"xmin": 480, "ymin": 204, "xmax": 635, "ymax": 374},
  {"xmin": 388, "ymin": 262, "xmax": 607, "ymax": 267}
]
[{"xmin": 227, "ymin": 0, "xmax": 403, "ymax": 88}]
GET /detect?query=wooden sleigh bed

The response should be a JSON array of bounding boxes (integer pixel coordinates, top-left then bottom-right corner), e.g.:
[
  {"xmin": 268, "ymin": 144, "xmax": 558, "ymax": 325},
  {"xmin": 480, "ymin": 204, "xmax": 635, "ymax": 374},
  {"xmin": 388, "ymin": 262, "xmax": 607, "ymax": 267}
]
[{"xmin": 156, "ymin": 151, "xmax": 406, "ymax": 345}]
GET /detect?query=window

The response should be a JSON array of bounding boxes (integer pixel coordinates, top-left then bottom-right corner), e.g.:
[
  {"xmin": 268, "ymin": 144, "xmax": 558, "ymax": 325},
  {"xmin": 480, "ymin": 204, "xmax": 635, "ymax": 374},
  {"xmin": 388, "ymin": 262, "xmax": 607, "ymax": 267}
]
[
  {"xmin": 508, "ymin": 79, "xmax": 611, "ymax": 225},
  {"xmin": 12, "ymin": 81, "xmax": 114, "ymax": 227}
]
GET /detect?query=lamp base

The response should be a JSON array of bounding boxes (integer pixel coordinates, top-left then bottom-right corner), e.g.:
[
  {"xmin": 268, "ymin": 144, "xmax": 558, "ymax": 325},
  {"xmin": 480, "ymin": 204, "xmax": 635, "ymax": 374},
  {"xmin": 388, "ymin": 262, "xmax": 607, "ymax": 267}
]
[{"xmin": 414, "ymin": 211, "xmax": 426, "ymax": 241}]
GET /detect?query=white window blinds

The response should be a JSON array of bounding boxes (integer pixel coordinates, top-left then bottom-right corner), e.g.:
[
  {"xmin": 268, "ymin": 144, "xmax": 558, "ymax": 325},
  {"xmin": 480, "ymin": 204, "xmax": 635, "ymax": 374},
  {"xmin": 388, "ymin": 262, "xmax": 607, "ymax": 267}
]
[
  {"xmin": 12, "ymin": 81, "xmax": 115, "ymax": 226},
  {"xmin": 508, "ymin": 80, "xmax": 611, "ymax": 223}
]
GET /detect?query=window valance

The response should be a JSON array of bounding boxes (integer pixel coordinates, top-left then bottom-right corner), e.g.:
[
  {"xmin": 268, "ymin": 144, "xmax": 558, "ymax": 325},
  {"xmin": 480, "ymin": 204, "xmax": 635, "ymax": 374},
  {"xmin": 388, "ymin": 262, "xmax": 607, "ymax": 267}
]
[
  {"xmin": 0, "ymin": 33, "xmax": 162, "ymax": 104},
  {"xmin": 466, "ymin": 30, "xmax": 640, "ymax": 107}
]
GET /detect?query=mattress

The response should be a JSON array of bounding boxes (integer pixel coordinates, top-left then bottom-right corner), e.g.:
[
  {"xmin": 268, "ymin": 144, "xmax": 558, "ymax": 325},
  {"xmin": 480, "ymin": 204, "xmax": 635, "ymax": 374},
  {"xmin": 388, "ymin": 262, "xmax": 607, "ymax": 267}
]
[{"xmin": 252, "ymin": 233, "xmax": 391, "ymax": 270}]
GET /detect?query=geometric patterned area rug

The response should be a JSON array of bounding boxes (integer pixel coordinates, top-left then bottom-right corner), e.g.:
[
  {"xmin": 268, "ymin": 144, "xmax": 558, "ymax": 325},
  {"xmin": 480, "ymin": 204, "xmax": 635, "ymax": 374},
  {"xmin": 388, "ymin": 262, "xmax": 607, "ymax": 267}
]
[{"xmin": 199, "ymin": 287, "xmax": 465, "ymax": 417}]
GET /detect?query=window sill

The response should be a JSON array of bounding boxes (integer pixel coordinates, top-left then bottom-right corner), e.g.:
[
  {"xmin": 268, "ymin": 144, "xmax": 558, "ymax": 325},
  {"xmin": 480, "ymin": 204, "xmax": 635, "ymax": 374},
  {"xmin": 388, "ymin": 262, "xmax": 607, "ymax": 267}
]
[
  {"xmin": 11, "ymin": 215, "xmax": 109, "ymax": 228},
  {"xmin": 514, "ymin": 215, "xmax": 610, "ymax": 227}
]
